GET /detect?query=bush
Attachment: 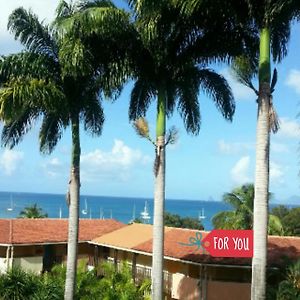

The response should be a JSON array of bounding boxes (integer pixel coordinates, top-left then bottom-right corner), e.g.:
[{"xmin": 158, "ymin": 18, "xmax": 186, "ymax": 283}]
[{"xmin": 0, "ymin": 267, "xmax": 42, "ymax": 300}]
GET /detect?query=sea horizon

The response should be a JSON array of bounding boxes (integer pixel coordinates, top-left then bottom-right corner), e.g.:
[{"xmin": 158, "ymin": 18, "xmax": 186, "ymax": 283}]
[{"xmin": 0, "ymin": 191, "xmax": 297, "ymax": 231}]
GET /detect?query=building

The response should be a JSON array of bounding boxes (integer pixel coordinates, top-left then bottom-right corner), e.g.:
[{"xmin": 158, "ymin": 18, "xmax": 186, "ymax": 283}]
[
  {"xmin": 89, "ymin": 223, "xmax": 300, "ymax": 300},
  {"xmin": 0, "ymin": 218, "xmax": 125, "ymax": 273},
  {"xmin": 0, "ymin": 219, "xmax": 299, "ymax": 299}
]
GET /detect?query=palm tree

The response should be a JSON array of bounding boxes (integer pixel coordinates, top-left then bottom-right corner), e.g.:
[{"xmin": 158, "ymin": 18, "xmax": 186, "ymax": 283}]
[
  {"xmin": 127, "ymin": 2, "xmax": 236, "ymax": 298},
  {"xmin": 212, "ymin": 184, "xmax": 284, "ymax": 235},
  {"xmin": 18, "ymin": 203, "xmax": 48, "ymax": 218},
  {"xmin": 0, "ymin": 1, "xmax": 127, "ymax": 298},
  {"xmin": 229, "ymin": 1, "xmax": 300, "ymax": 298}
]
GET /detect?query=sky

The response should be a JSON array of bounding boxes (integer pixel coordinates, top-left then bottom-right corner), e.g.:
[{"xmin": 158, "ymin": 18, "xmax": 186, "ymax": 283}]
[{"xmin": 0, "ymin": 1, "xmax": 300, "ymax": 203}]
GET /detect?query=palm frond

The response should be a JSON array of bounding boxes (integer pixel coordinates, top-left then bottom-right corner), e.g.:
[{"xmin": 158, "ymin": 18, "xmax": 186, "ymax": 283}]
[
  {"xmin": 0, "ymin": 52, "xmax": 59, "ymax": 82},
  {"xmin": 39, "ymin": 113, "xmax": 65, "ymax": 154},
  {"xmin": 176, "ymin": 68, "xmax": 201, "ymax": 135},
  {"xmin": 55, "ymin": 4, "xmax": 130, "ymax": 39},
  {"xmin": 271, "ymin": 18, "xmax": 291, "ymax": 63},
  {"xmin": 8, "ymin": 8, "xmax": 57, "ymax": 59},
  {"xmin": 232, "ymin": 56, "xmax": 258, "ymax": 95},
  {"xmin": 55, "ymin": 0, "xmax": 75, "ymax": 20},
  {"xmin": 0, "ymin": 78, "xmax": 66, "ymax": 115},
  {"xmin": 81, "ymin": 96, "xmax": 104, "ymax": 136},
  {"xmin": 58, "ymin": 37, "xmax": 93, "ymax": 77},
  {"xmin": 129, "ymin": 79, "xmax": 155, "ymax": 121},
  {"xmin": 270, "ymin": 68, "xmax": 278, "ymax": 92},
  {"xmin": 269, "ymin": 97, "xmax": 280, "ymax": 133},
  {"xmin": 133, "ymin": 117, "xmax": 151, "ymax": 140},
  {"xmin": 1, "ymin": 108, "xmax": 39, "ymax": 149},
  {"xmin": 198, "ymin": 69, "xmax": 235, "ymax": 121}
]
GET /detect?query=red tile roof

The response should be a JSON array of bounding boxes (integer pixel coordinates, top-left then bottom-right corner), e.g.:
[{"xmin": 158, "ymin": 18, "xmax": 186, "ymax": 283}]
[
  {"xmin": 0, "ymin": 219, "xmax": 126, "ymax": 245},
  {"xmin": 130, "ymin": 226, "xmax": 300, "ymax": 267}
]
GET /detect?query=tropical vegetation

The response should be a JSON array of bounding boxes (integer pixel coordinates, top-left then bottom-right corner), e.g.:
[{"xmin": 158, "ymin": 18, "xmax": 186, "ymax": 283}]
[
  {"xmin": 271, "ymin": 206, "xmax": 300, "ymax": 236},
  {"xmin": 0, "ymin": 0, "xmax": 300, "ymax": 299},
  {"xmin": 276, "ymin": 259, "xmax": 300, "ymax": 300},
  {"xmin": 212, "ymin": 184, "xmax": 284, "ymax": 235},
  {"xmin": 0, "ymin": 261, "xmax": 150, "ymax": 300},
  {"xmin": 18, "ymin": 203, "xmax": 48, "ymax": 219}
]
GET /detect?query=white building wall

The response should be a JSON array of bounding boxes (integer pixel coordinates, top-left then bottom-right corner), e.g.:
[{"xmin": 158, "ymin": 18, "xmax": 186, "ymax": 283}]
[{"xmin": 13, "ymin": 256, "xmax": 43, "ymax": 274}]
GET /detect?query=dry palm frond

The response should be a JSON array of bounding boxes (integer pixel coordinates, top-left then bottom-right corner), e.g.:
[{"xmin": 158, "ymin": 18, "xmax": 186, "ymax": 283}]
[
  {"xmin": 165, "ymin": 126, "xmax": 178, "ymax": 145},
  {"xmin": 269, "ymin": 96, "xmax": 280, "ymax": 133},
  {"xmin": 133, "ymin": 117, "xmax": 150, "ymax": 139}
]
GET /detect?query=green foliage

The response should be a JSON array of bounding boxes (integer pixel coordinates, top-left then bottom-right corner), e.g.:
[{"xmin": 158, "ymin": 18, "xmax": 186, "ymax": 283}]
[
  {"xmin": 164, "ymin": 212, "xmax": 203, "ymax": 230},
  {"xmin": 97, "ymin": 261, "xmax": 145, "ymax": 300},
  {"xmin": 277, "ymin": 260, "xmax": 300, "ymax": 300},
  {"xmin": 272, "ymin": 206, "xmax": 300, "ymax": 236},
  {"xmin": 18, "ymin": 203, "xmax": 48, "ymax": 218},
  {"xmin": 0, "ymin": 262, "xmax": 151, "ymax": 300},
  {"xmin": 212, "ymin": 184, "xmax": 283, "ymax": 235},
  {"xmin": 0, "ymin": 267, "xmax": 41, "ymax": 300}
]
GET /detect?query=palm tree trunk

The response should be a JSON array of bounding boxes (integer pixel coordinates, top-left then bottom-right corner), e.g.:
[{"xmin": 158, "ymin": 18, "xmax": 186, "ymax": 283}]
[
  {"xmin": 64, "ymin": 115, "xmax": 81, "ymax": 300},
  {"xmin": 152, "ymin": 88, "xmax": 166, "ymax": 300},
  {"xmin": 251, "ymin": 27, "xmax": 271, "ymax": 300}
]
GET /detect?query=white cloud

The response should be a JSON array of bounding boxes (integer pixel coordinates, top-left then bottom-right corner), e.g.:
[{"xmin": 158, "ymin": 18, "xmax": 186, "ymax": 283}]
[
  {"xmin": 231, "ymin": 156, "xmax": 252, "ymax": 185},
  {"xmin": 221, "ymin": 69, "xmax": 254, "ymax": 101},
  {"xmin": 218, "ymin": 139, "xmax": 254, "ymax": 155},
  {"xmin": 270, "ymin": 161, "xmax": 284, "ymax": 185},
  {"xmin": 81, "ymin": 139, "xmax": 151, "ymax": 182},
  {"xmin": 0, "ymin": 149, "xmax": 24, "ymax": 175},
  {"xmin": 41, "ymin": 157, "xmax": 64, "ymax": 178},
  {"xmin": 285, "ymin": 69, "xmax": 300, "ymax": 94},
  {"xmin": 277, "ymin": 118, "xmax": 300, "ymax": 139}
]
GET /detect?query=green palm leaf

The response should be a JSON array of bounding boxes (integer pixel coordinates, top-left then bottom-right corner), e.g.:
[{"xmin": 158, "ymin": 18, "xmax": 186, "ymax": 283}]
[
  {"xmin": 198, "ymin": 69, "xmax": 235, "ymax": 121},
  {"xmin": 8, "ymin": 8, "xmax": 57, "ymax": 59}
]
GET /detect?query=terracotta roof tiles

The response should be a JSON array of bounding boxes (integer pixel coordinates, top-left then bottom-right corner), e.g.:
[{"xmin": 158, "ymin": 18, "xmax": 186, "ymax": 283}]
[{"xmin": 0, "ymin": 219, "xmax": 125, "ymax": 245}]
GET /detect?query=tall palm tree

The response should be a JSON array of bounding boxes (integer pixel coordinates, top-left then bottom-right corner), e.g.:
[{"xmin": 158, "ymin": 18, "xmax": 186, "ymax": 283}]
[
  {"xmin": 18, "ymin": 203, "xmax": 48, "ymax": 218},
  {"xmin": 212, "ymin": 184, "xmax": 284, "ymax": 235},
  {"xmin": 230, "ymin": 1, "xmax": 300, "ymax": 298},
  {"xmin": 127, "ymin": 2, "xmax": 236, "ymax": 298},
  {"xmin": 0, "ymin": 2, "xmax": 128, "ymax": 298}
]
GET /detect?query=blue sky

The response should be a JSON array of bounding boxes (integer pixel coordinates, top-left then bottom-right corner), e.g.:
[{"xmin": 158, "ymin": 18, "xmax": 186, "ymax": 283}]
[{"xmin": 0, "ymin": 1, "xmax": 300, "ymax": 203}]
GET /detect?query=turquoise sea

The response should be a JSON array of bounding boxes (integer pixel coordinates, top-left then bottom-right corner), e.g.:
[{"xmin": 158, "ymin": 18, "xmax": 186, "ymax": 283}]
[{"xmin": 0, "ymin": 191, "xmax": 294, "ymax": 230}]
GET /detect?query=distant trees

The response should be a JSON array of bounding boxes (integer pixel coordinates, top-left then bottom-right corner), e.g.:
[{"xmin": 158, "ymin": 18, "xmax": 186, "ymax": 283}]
[
  {"xmin": 271, "ymin": 206, "xmax": 300, "ymax": 236},
  {"xmin": 18, "ymin": 203, "xmax": 48, "ymax": 219},
  {"xmin": 164, "ymin": 212, "xmax": 203, "ymax": 230},
  {"xmin": 132, "ymin": 212, "xmax": 203, "ymax": 230}
]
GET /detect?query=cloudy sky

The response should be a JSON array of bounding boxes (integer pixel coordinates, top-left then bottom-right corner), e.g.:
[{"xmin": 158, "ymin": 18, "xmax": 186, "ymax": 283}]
[{"xmin": 0, "ymin": 1, "xmax": 300, "ymax": 203}]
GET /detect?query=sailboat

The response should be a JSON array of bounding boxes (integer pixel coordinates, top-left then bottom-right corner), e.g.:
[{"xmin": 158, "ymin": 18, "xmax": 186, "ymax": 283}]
[
  {"xmin": 198, "ymin": 208, "xmax": 206, "ymax": 220},
  {"xmin": 7, "ymin": 195, "xmax": 14, "ymax": 212},
  {"xmin": 59, "ymin": 206, "xmax": 62, "ymax": 219},
  {"xmin": 129, "ymin": 203, "xmax": 136, "ymax": 224},
  {"xmin": 99, "ymin": 207, "xmax": 104, "ymax": 219},
  {"xmin": 140, "ymin": 201, "xmax": 151, "ymax": 223},
  {"xmin": 82, "ymin": 198, "xmax": 88, "ymax": 215}
]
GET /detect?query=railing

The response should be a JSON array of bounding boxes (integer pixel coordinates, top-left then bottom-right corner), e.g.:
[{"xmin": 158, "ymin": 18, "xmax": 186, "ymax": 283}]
[{"xmin": 96, "ymin": 259, "xmax": 172, "ymax": 294}]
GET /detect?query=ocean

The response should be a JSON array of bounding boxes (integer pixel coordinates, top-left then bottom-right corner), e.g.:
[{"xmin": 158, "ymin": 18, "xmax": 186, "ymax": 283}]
[{"xmin": 0, "ymin": 191, "xmax": 291, "ymax": 230}]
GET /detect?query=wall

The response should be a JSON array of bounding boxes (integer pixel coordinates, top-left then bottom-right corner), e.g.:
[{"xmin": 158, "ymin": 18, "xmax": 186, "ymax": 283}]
[
  {"xmin": 13, "ymin": 256, "xmax": 43, "ymax": 274},
  {"xmin": 0, "ymin": 258, "xmax": 7, "ymax": 273},
  {"xmin": 206, "ymin": 281, "xmax": 251, "ymax": 300}
]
